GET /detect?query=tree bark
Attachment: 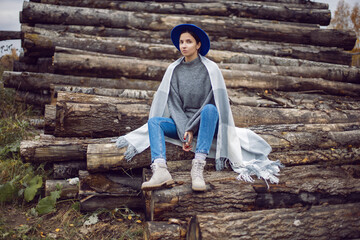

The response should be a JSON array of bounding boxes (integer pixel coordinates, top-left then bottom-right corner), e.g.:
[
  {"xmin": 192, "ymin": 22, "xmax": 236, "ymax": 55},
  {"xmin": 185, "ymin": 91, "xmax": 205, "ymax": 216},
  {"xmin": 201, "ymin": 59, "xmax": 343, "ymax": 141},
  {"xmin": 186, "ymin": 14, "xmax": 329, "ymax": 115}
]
[
  {"xmin": 21, "ymin": 2, "xmax": 356, "ymax": 50},
  {"xmin": 219, "ymin": 63, "xmax": 360, "ymax": 84},
  {"xmin": 145, "ymin": 164, "xmax": 360, "ymax": 221},
  {"xmin": 37, "ymin": 0, "xmax": 331, "ymax": 25},
  {"xmin": 188, "ymin": 202, "xmax": 360, "ymax": 240},
  {"xmin": 86, "ymin": 129, "xmax": 360, "ymax": 170},
  {"xmin": 53, "ymin": 51, "xmax": 167, "ymax": 80},
  {"xmin": 52, "ymin": 52, "xmax": 360, "ymax": 96},
  {"xmin": 13, "ymin": 58, "xmax": 54, "ymax": 73},
  {"xmin": 86, "ymin": 143, "xmax": 194, "ymax": 172},
  {"xmin": 33, "ymin": 23, "xmax": 169, "ymax": 39},
  {"xmin": 22, "ymin": 28, "xmax": 354, "ymax": 66},
  {"xmin": 161, "ymin": 0, "xmax": 329, "ymax": 9},
  {"xmin": 22, "ymin": 26, "xmax": 352, "ymax": 65},
  {"xmin": 232, "ymin": 104, "xmax": 360, "ymax": 127},
  {"xmin": 144, "ymin": 221, "xmax": 186, "ymax": 240},
  {"xmin": 3, "ymin": 71, "xmax": 160, "ymax": 92},
  {"xmin": 51, "ymin": 85, "xmax": 155, "ymax": 100},
  {"xmin": 20, "ymin": 136, "xmax": 114, "ymax": 162},
  {"xmin": 46, "ymin": 92, "xmax": 360, "ymax": 137},
  {"xmin": 45, "ymin": 179, "xmax": 78, "ymax": 199},
  {"xmin": 78, "ymin": 170, "xmax": 143, "ymax": 211},
  {"xmin": 15, "ymin": 90, "xmax": 51, "ymax": 107},
  {"xmin": 8, "ymin": 70, "xmax": 359, "ymax": 110},
  {"xmin": 0, "ymin": 31, "xmax": 21, "ymax": 40},
  {"xmin": 270, "ymin": 147, "xmax": 360, "ymax": 166},
  {"xmin": 53, "ymin": 100, "xmax": 149, "ymax": 138},
  {"xmin": 44, "ymin": 105, "xmax": 56, "ymax": 134},
  {"xmin": 53, "ymin": 161, "xmax": 87, "ymax": 179}
]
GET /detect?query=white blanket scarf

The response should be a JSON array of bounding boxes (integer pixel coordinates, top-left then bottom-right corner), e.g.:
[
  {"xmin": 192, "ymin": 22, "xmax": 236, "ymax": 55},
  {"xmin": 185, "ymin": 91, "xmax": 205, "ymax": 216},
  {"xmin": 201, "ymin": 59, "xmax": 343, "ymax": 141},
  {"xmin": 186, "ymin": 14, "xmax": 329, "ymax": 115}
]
[{"xmin": 115, "ymin": 55, "xmax": 283, "ymax": 185}]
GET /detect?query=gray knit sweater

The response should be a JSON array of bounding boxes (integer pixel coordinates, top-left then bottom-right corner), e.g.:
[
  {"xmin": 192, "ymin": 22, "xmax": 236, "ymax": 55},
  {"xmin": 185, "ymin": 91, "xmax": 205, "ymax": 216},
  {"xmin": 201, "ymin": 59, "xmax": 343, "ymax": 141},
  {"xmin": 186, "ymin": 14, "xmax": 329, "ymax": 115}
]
[{"xmin": 168, "ymin": 57, "xmax": 215, "ymax": 142}]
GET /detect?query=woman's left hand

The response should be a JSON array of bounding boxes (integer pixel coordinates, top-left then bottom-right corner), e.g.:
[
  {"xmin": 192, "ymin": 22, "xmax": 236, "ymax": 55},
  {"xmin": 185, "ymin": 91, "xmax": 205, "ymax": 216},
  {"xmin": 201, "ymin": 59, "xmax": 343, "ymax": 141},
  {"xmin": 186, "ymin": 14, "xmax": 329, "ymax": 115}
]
[{"xmin": 183, "ymin": 131, "xmax": 193, "ymax": 152}]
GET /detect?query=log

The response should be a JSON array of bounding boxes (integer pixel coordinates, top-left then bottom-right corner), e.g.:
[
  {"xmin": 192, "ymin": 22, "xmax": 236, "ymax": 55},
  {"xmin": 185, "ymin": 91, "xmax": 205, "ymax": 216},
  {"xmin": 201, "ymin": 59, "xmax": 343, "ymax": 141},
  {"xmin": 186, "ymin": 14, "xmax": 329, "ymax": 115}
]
[
  {"xmin": 87, "ymin": 144, "xmax": 360, "ymax": 172},
  {"xmin": 13, "ymin": 58, "xmax": 54, "ymax": 73},
  {"xmin": 52, "ymin": 52, "xmax": 360, "ymax": 96},
  {"xmin": 46, "ymin": 92, "xmax": 360, "ymax": 137},
  {"xmin": 38, "ymin": 0, "xmax": 329, "ymax": 9},
  {"xmin": 33, "ymin": 23, "xmax": 170, "ymax": 39},
  {"xmin": 0, "ymin": 31, "xmax": 21, "ymax": 41},
  {"xmin": 44, "ymin": 105, "xmax": 56, "ymax": 134},
  {"xmin": 37, "ymin": 1, "xmax": 331, "ymax": 25},
  {"xmin": 87, "ymin": 143, "xmax": 194, "ymax": 172},
  {"xmin": 249, "ymin": 122, "xmax": 360, "ymax": 133},
  {"xmin": 3, "ymin": 71, "xmax": 160, "ymax": 92},
  {"xmin": 221, "ymin": 69, "xmax": 360, "ymax": 97},
  {"xmin": 213, "ymin": 40, "xmax": 353, "ymax": 66},
  {"xmin": 20, "ymin": 136, "xmax": 114, "ymax": 162},
  {"xmin": 15, "ymin": 91, "xmax": 51, "ymax": 106},
  {"xmin": 144, "ymin": 221, "xmax": 186, "ymax": 240},
  {"xmin": 22, "ymin": 30, "xmax": 355, "ymax": 67},
  {"xmin": 45, "ymin": 179, "xmax": 78, "ymax": 199},
  {"xmin": 145, "ymin": 164, "xmax": 360, "ymax": 221},
  {"xmin": 22, "ymin": 25, "xmax": 354, "ymax": 66},
  {"xmin": 53, "ymin": 51, "xmax": 168, "ymax": 80},
  {"xmin": 260, "ymin": 130, "xmax": 360, "ymax": 151},
  {"xmin": 53, "ymin": 161, "xmax": 87, "ymax": 179},
  {"xmin": 269, "ymin": 147, "xmax": 360, "ymax": 166},
  {"xmin": 220, "ymin": 63, "xmax": 360, "ymax": 84},
  {"xmin": 10, "ymin": 70, "xmax": 359, "ymax": 110},
  {"xmin": 232, "ymin": 104, "xmax": 360, "ymax": 127},
  {"xmin": 78, "ymin": 170, "xmax": 143, "ymax": 211},
  {"xmin": 51, "ymin": 85, "xmax": 155, "ymax": 100},
  {"xmin": 188, "ymin": 202, "xmax": 360, "ymax": 240},
  {"xmin": 162, "ymin": 0, "xmax": 328, "ymax": 9},
  {"xmin": 24, "ymin": 24, "xmax": 354, "ymax": 66},
  {"xmin": 53, "ymin": 100, "xmax": 149, "ymax": 138},
  {"xmin": 254, "ymin": 90, "xmax": 360, "ymax": 110},
  {"xmin": 52, "ymin": 85, "xmax": 296, "ymax": 109},
  {"xmin": 21, "ymin": 2, "xmax": 356, "ymax": 49},
  {"xmin": 13, "ymin": 60, "xmax": 54, "ymax": 73}
]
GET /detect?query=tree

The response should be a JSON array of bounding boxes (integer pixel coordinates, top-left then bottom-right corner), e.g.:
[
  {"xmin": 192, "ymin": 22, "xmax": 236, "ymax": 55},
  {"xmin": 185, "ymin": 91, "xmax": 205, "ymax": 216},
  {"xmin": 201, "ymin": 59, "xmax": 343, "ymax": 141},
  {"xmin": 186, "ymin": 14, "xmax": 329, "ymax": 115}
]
[
  {"xmin": 330, "ymin": 0, "xmax": 351, "ymax": 30},
  {"xmin": 330, "ymin": 0, "xmax": 360, "ymax": 66},
  {"xmin": 350, "ymin": 3, "xmax": 360, "ymax": 41}
]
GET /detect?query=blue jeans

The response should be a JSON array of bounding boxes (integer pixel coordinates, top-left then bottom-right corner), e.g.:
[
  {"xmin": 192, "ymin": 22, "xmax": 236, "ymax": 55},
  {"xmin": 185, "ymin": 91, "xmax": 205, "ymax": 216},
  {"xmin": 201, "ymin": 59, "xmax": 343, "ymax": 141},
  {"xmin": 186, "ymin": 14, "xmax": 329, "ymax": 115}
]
[{"xmin": 148, "ymin": 104, "xmax": 219, "ymax": 162}]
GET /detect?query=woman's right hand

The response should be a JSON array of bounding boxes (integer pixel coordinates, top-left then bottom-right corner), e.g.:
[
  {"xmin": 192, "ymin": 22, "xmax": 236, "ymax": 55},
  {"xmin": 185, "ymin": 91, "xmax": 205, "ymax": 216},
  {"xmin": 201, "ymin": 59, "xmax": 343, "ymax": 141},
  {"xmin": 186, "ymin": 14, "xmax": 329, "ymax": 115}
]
[{"xmin": 183, "ymin": 131, "xmax": 193, "ymax": 152}]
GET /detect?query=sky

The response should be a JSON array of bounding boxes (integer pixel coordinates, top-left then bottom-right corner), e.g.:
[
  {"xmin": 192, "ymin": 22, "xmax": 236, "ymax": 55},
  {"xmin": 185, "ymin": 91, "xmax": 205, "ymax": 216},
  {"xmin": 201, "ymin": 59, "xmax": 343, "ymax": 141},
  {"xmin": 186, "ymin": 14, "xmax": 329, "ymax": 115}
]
[{"xmin": 0, "ymin": 0, "xmax": 358, "ymax": 56}]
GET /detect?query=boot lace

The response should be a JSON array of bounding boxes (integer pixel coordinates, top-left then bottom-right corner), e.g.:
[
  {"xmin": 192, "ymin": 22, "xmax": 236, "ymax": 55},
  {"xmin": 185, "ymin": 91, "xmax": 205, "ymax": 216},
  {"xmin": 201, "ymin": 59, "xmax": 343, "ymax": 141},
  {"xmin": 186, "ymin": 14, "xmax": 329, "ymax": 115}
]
[
  {"xmin": 150, "ymin": 163, "xmax": 158, "ymax": 173},
  {"xmin": 192, "ymin": 162, "xmax": 205, "ymax": 179}
]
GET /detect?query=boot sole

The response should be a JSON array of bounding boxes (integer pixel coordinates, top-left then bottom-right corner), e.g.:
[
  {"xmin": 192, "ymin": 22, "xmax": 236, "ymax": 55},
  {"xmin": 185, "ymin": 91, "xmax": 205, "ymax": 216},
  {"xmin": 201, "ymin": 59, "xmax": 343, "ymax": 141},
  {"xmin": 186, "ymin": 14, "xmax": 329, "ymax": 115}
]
[
  {"xmin": 141, "ymin": 179, "xmax": 175, "ymax": 191},
  {"xmin": 192, "ymin": 186, "xmax": 206, "ymax": 192}
]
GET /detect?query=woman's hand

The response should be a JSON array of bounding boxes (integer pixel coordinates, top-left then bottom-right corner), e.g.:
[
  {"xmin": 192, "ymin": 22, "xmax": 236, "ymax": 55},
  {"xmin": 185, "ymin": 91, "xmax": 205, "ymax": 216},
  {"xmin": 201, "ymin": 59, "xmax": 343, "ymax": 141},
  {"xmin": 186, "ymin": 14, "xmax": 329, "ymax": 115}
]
[{"xmin": 183, "ymin": 131, "xmax": 193, "ymax": 152}]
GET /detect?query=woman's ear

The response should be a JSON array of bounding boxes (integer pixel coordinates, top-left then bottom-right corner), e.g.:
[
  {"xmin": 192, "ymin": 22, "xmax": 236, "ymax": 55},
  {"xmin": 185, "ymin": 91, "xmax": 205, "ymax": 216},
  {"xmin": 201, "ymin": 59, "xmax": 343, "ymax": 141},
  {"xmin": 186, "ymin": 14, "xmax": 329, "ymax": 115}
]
[{"xmin": 197, "ymin": 41, "xmax": 202, "ymax": 51}]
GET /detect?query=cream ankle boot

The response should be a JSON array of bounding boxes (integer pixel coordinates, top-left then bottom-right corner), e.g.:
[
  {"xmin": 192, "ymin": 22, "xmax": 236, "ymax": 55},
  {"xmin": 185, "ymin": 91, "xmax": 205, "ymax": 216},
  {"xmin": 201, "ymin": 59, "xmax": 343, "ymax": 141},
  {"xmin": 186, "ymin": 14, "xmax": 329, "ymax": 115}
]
[
  {"xmin": 141, "ymin": 162, "xmax": 174, "ymax": 191},
  {"xmin": 191, "ymin": 159, "xmax": 206, "ymax": 191}
]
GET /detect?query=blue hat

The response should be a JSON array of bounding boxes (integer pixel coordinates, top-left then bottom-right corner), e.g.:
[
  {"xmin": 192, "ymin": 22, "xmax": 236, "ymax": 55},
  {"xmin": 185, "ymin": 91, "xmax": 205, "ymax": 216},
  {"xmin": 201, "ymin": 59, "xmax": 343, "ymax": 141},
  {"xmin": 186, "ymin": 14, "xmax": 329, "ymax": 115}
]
[{"xmin": 171, "ymin": 24, "xmax": 210, "ymax": 56}]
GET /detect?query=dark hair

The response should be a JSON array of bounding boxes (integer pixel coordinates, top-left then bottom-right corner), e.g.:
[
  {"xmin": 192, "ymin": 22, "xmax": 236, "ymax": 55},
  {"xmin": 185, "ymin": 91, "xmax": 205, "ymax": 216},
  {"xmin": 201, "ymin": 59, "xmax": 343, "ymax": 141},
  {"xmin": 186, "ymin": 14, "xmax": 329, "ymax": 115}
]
[{"xmin": 180, "ymin": 29, "xmax": 201, "ymax": 44}]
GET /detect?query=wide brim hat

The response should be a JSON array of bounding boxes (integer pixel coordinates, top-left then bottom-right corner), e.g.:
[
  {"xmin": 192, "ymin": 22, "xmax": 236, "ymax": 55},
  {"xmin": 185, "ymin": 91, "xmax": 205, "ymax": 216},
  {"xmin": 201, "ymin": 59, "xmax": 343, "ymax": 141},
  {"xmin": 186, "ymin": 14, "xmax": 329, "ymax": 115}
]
[{"xmin": 171, "ymin": 24, "xmax": 210, "ymax": 56}]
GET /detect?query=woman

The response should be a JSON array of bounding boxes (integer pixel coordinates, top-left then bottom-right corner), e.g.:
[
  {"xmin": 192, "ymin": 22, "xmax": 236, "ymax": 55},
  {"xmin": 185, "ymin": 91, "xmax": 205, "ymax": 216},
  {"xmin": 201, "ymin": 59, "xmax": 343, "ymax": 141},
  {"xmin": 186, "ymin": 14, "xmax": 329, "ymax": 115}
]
[{"xmin": 116, "ymin": 24, "xmax": 282, "ymax": 192}]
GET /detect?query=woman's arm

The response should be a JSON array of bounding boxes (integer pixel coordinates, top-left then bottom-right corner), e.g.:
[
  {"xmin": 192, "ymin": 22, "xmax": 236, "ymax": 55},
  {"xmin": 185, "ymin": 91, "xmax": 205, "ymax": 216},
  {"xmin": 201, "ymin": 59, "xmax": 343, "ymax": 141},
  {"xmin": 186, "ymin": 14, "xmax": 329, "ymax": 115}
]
[{"xmin": 168, "ymin": 84, "xmax": 189, "ymax": 141}]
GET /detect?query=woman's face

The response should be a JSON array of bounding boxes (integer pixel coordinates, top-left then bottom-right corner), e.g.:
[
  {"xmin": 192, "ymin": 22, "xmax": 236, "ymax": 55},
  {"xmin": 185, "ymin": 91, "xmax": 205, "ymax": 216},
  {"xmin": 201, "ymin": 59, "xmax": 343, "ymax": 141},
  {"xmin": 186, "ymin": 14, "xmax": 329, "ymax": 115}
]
[{"xmin": 179, "ymin": 32, "xmax": 201, "ymax": 62}]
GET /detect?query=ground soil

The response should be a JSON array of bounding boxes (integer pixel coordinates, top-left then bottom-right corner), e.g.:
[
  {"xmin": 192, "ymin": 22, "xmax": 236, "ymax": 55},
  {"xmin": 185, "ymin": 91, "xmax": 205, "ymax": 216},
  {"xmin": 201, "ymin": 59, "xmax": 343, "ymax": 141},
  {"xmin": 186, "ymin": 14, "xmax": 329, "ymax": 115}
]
[{"xmin": 0, "ymin": 201, "xmax": 144, "ymax": 240}]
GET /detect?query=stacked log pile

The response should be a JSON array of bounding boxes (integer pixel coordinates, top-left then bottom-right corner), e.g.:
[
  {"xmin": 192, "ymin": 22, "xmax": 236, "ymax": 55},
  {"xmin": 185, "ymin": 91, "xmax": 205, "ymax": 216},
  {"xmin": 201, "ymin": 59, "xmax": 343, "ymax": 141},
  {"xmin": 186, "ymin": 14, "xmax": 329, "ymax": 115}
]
[{"xmin": 2, "ymin": 0, "xmax": 359, "ymax": 239}]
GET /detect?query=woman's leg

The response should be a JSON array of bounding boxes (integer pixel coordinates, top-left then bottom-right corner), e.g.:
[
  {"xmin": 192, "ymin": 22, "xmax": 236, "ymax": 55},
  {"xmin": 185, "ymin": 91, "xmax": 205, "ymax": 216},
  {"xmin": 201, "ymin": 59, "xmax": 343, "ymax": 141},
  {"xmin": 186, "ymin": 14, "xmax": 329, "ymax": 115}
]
[
  {"xmin": 148, "ymin": 117, "xmax": 178, "ymax": 162},
  {"xmin": 192, "ymin": 104, "xmax": 219, "ymax": 191},
  {"xmin": 195, "ymin": 104, "xmax": 219, "ymax": 155},
  {"xmin": 142, "ymin": 117, "xmax": 178, "ymax": 191}
]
